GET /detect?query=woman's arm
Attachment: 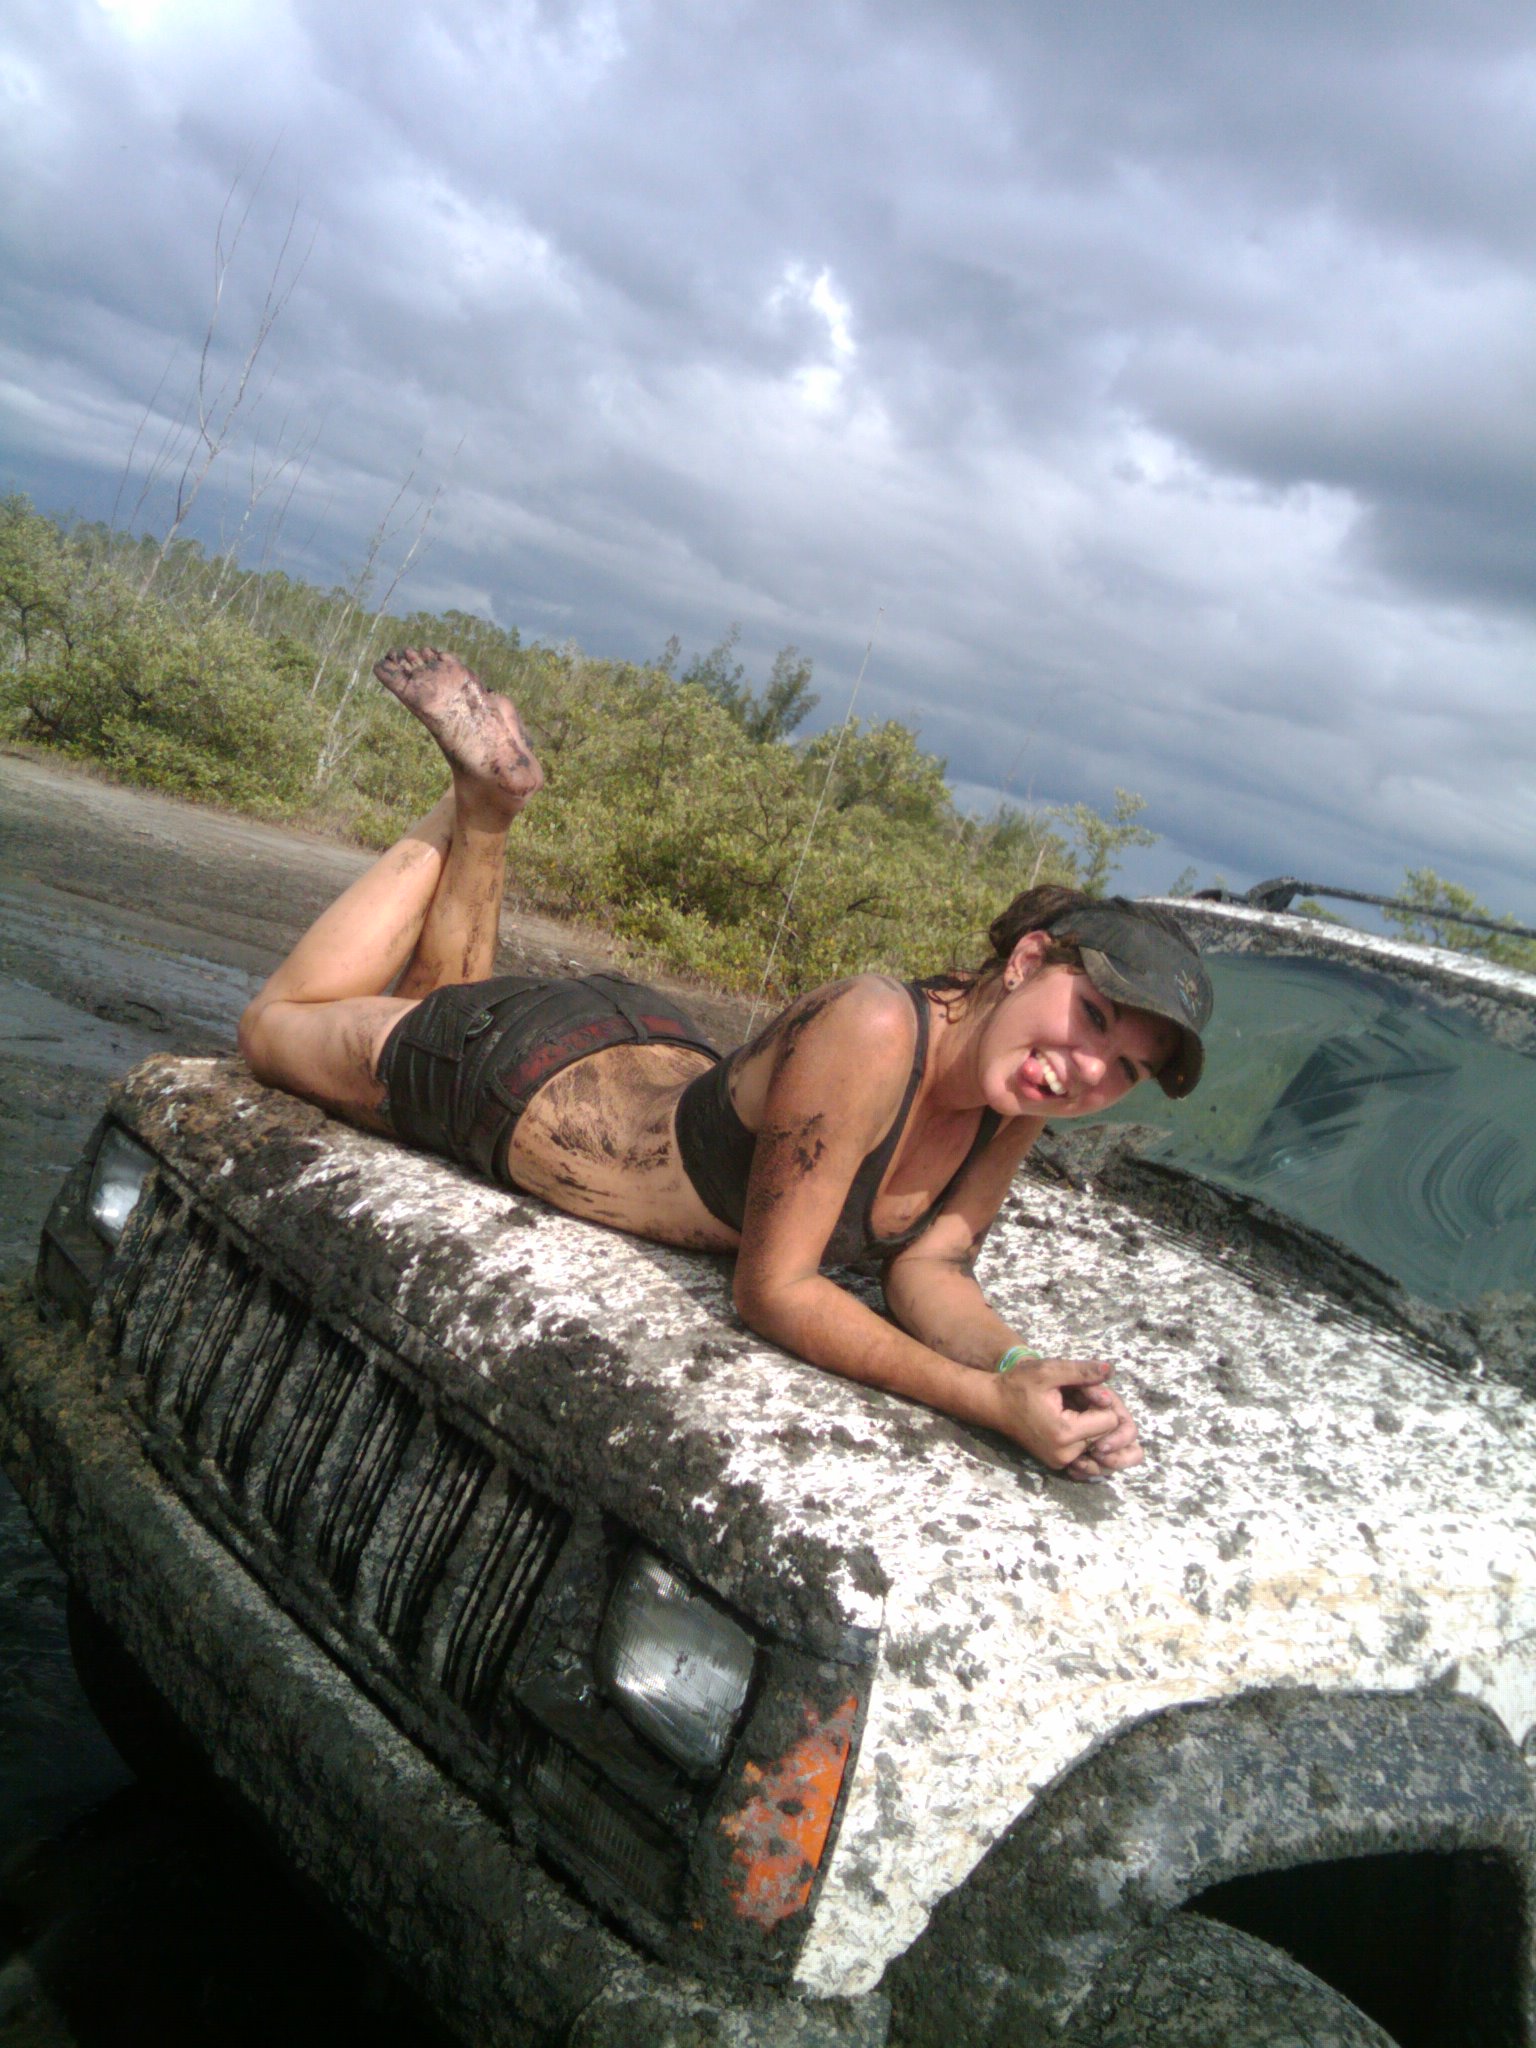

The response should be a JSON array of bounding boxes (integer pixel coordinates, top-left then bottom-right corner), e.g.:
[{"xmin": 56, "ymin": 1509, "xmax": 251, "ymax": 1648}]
[
  {"xmin": 728, "ymin": 982, "xmax": 1134, "ymax": 1476},
  {"xmin": 880, "ymin": 1141, "xmax": 1143, "ymax": 1477}
]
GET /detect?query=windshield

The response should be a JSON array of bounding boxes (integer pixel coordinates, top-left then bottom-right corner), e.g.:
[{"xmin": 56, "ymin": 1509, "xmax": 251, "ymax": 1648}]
[{"xmin": 1098, "ymin": 951, "xmax": 1536, "ymax": 1312}]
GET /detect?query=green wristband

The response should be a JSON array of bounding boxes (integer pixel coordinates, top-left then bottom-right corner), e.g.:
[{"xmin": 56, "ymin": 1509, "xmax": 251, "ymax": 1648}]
[{"xmin": 996, "ymin": 1344, "xmax": 1040, "ymax": 1375}]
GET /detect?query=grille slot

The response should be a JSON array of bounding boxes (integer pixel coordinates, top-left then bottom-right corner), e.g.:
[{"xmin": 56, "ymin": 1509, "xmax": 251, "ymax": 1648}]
[
  {"xmin": 314, "ymin": 1367, "xmax": 422, "ymax": 1602},
  {"xmin": 261, "ymin": 1326, "xmax": 366, "ymax": 1540},
  {"xmin": 375, "ymin": 1427, "xmax": 493, "ymax": 1660},
  {"xmin": 439, "ymin": 1478, "xmax": 567, "ymax": 1722},
  {"xmin": 121, "ymin": 1202, "xmax": 217, "ymax": 1389},
  {"xmin": 166, "ymin": 1246, "xmax": 260, "ymax": 1430},
  {"xmin": 215, "ymin": 1290, "xmax": 306, "ymax": 1490}
]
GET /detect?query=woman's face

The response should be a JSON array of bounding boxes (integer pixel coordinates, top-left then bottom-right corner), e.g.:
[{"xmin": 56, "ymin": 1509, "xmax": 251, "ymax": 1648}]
[{"xmin": 976, "ymin": 934, "xmax": 1179, "ymax": 1120}]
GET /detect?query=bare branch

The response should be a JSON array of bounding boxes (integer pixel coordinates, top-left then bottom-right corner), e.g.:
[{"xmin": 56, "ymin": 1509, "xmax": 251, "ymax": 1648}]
[
  {"xmin": 127, "ymin": 155, "xmax": 315, "ymax": 597},
  {"xmin": 311, "ymin": 463, "xmax": 449, "ymax": 788}
]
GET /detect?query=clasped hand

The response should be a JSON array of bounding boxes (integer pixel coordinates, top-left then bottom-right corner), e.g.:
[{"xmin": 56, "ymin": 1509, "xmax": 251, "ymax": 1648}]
[{"xmin": 993, "ymin": 1355, "xmax": 1144, "ymax": 1480}]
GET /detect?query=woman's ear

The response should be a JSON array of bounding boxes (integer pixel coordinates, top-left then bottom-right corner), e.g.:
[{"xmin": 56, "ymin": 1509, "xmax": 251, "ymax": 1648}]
[{"xmin": 1003, "ymin": 929, "xmax": 1051, "ymax": 990}]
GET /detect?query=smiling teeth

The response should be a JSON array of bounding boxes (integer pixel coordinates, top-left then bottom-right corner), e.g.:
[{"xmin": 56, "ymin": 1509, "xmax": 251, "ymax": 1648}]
[{"xmin": 1038, "ymin": 1057, "xmax": 1065, "ymax": 1096}]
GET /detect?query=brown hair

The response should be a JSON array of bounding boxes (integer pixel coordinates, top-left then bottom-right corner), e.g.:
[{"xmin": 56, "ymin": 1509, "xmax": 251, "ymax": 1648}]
[{"xmin": 927, "ymin": 885, "xmax": 1194, "ymax": 1008}]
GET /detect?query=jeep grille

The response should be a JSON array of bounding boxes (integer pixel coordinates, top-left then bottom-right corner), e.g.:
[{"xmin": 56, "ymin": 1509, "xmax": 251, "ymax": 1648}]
[{"xmin": 101, "ymin": 1180, "xmax": 572, "ymax": 1762}]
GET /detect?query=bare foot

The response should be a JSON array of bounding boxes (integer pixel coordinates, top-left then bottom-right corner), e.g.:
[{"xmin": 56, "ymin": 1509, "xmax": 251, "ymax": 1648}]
[{"xmin": 374, "ymin": 646, "xmax": 544, "ymax": 815}]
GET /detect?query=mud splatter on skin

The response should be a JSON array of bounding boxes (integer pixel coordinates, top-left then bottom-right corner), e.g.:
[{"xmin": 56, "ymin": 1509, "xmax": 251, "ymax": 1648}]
[
  {"xmin": 747, "ymin": 1114, "xmax": 832, "ymax": 1217},
  {"xmin": 797, "ymin": 1136, "xmax": 828, "ymax": 1175},
  {"xmin": 501, "ymin": 1042, "xmax": 737, "ymax": 1250},
  {"xmin": 536, "ymin": 1061, "xmax": 627, "ymax": 1163},
  {"xmin": 543, "ymin": 1121, "xmax": 588, "ymax": 1159},
  {"xmin": 530, "ymin": 1050, "xmax": 680, "ymax": 1149},
  {"xmin": 344, "ymin": 1016, "xmax": 394, "ymax": 1131},
  {"xmin": 764, "ymin": 990, "xmax": 843, "ymax": 1074},
  {"xmin": 563, "ymin": 1064, "xmax": 604, "ymax": 1104},
  {"xmin": 455, "ymin": 894, "xmax": 499, "ymax": 983},
  {"xmin": 626, "ymin": 1134, "xmax": 675, "ymax": 1175}
]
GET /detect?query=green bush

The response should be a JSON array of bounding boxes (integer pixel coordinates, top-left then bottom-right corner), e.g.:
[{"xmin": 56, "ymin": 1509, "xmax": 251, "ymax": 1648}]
[
  {"xmin": 1385, "ymin": 868, "xmax": 1536, "ymax": 973},
  {"xmin": 2, "ymin": 557, "xmax": 318, "ymax": 813},
  {"xmin": 0, "ymin": 493, "xmax": 71, "ymax": 668}
]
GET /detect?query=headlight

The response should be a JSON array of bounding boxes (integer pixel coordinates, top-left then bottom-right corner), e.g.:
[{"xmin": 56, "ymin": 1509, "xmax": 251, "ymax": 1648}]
[
  {"xmin": 87, "ymin": 1127, "xmax": 156, "ymax": 1245},
  {"xmin": 596, "ymin": 1550, "xmax": 756, "ymax": 1775}
]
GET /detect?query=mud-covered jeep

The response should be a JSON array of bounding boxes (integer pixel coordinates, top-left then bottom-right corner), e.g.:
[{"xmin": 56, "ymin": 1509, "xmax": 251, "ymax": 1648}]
[{"xmin": 3, "ymin": 901, "xmax": 1535, "ymax": 2047}]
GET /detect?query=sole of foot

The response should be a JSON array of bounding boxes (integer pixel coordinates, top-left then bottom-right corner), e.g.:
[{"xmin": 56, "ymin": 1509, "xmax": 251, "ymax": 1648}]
[{"xmin": 374, "ymin": 647, "xmax": 543, "ymax": 812}]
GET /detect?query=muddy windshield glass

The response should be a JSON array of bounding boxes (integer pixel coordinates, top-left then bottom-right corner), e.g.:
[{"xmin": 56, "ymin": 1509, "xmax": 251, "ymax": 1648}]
[{"xmin": 1098, "ymin": 951, "xmax": 1536, "ymax": 1312}]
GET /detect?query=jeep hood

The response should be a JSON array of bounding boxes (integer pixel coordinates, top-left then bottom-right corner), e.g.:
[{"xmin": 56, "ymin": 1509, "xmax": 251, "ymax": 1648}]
[{"xmin": 116, "ymin": 1056, "xmax": 1536, "ymax": 1997}]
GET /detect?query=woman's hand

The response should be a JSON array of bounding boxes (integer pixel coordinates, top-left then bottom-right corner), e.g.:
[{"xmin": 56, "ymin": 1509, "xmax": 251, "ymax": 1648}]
[{"xmin": 992, "ymin": 1356, "xmax": 1144, "ymax": 1479}]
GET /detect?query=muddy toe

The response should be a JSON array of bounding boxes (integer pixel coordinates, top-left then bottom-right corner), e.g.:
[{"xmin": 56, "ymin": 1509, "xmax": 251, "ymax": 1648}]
[{"xmin": 373, "ymin": 646, "xmax": 483, "ymax": 714}]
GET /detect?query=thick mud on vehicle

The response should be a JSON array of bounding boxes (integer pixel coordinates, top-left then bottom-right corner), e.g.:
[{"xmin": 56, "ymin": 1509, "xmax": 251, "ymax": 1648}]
[{"xmin": 2, "ymin": 902, "xmax": 1534, "ymax": 2047}]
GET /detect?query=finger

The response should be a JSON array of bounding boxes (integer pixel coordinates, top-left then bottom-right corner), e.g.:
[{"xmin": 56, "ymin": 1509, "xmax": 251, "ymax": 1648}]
[
  {"xmin": 1067, "ymin": 1424, "xmax": 1145, "ymax": 1468},
  {"xmin": 1073, "ymin": 1403, "xmax": 1125, "ymax": 1444},
  {"xmin": 1065, "ymin": 1438, "xmax": 1146, "ymax": 1480},
  {"xmin": 1096, "ymin": 1437, "xmax": 1145, "ymax": 1469},
  {"xmin": 1097, "ymin": 1425, "xmax": 1146, "ymax": 1458},
  {"xmin": 1084, "ymin": 1412, "xmax": 1138, "ymax": 1457},
  {"xmin": 1062, "ymin": 1382, "xmax": 1116, "ymax": 1412},
  {"xmin": 1036, "ymin": 1355, "xmax": 1114, "ymax": 1389},
  {"xmin": 1048, "ymin": 1404, "xmax": 1124, "ymax": 1464},
  {"xmin": 1061, "ymin": 1452, "xmax": 1108, "ymax": 1480}
]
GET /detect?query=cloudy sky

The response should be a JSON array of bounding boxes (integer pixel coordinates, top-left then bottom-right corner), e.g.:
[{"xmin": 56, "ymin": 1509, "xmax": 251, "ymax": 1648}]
[{"xmin": 3, "ymin": 0, "xmax": 1533, "ymax": 914}]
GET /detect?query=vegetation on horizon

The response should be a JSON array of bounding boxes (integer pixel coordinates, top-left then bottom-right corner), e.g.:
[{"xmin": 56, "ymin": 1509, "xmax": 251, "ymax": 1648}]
[
  {"xmin": 1382, "ymin": 869, "xmax": 1536, "ymax": 974},
  {"xmin": 0, "ymin": 494, "xmax": 1160, "ymax": 996}
]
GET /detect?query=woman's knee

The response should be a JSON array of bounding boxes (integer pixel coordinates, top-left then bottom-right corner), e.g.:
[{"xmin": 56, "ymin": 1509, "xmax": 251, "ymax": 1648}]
[{"xmin": 239, "ymin": 994, "xmax": 412, "ymax": 1115}]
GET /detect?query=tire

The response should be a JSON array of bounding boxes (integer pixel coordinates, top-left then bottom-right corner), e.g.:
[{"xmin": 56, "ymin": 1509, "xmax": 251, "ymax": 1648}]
[{"xmin": 1067, "ymin": 1910, "xmax": 1400, "ymax": 2048}]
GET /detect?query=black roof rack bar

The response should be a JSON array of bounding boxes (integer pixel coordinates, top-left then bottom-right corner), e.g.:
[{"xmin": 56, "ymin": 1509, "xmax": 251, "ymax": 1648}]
[{"xmin": 1190, "ymin": 877, "xmax": 1536, "ymax": 944}]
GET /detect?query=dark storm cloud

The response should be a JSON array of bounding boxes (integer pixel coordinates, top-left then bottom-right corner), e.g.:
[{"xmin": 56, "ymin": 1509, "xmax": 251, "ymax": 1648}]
[{"xmin": 1, "ymin": 0, "xmax": 1532, "ymax": 916}]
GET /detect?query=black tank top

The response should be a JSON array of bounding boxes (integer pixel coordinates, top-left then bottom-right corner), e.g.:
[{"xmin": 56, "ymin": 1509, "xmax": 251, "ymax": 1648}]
[{"xmin": 675, "ymin": 981, "xmax": 1001, "ymax": 1267}]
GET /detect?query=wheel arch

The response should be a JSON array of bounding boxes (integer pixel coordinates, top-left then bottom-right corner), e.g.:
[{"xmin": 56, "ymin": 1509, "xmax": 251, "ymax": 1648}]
[{"xmin": 887, "ymin": 1685, "xmax": 1536, "ymax": 2046}]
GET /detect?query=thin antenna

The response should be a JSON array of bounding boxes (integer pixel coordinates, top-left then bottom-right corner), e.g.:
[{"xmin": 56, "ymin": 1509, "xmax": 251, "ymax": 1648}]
[{"xmin": 746, "ymin": 609, "xmax": 884, "ymax": 1034}]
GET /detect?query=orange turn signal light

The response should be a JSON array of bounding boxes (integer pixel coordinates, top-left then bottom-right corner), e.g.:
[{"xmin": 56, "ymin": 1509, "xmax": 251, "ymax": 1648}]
[{"xmin": 718, "ymin": 1695, "xmax": 857, "ymax": 1927}]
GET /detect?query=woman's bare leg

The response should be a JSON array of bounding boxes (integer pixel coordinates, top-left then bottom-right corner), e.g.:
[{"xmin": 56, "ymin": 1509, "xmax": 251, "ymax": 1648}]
[{"xmin": 238, "ymin": 648, "xmax": 542, "ymax": 1126}]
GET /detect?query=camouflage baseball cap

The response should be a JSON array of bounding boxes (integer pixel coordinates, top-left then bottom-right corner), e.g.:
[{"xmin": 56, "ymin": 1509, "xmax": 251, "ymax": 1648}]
[{"xmin": 1046, "ymin": 904, "xmax": 1212, "ymax": 1098}]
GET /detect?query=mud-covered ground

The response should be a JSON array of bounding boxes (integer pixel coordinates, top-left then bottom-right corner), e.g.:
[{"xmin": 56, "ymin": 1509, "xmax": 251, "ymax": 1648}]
[{"xmin": 0, "ymin": 749, "xmax": 751, "ymax": 2046}]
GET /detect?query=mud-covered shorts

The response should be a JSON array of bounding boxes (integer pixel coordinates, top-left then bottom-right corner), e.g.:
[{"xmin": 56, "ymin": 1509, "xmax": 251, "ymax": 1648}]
[{"xmin": 375, "ymin": 974, "xmax": 720, "ymax": 1186}]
